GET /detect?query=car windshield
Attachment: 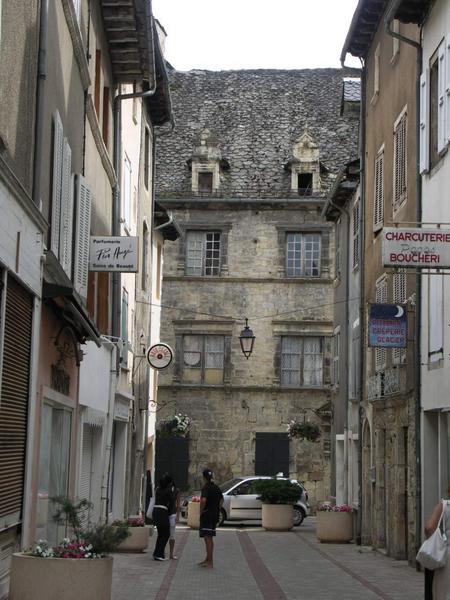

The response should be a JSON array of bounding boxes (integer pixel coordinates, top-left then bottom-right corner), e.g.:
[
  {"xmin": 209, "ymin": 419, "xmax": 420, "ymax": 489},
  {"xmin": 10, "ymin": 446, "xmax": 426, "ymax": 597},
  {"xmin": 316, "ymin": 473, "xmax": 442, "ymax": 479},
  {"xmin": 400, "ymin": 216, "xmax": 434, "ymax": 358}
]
[{"xmin": 218, "ymin": 477, "xmax": 243, "ymax": 492}]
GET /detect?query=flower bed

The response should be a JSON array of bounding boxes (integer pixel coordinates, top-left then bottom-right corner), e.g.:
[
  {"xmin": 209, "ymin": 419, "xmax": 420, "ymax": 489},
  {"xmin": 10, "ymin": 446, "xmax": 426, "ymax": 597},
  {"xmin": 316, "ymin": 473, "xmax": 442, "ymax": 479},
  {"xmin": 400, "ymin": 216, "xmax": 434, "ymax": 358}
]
[
  {"xmin": 157, "ymin": 413, "xmax": 191, "ymax": 438},
  {"xmin": 286, "ymin": 420, "xmax": 321, "ymax": 442}
]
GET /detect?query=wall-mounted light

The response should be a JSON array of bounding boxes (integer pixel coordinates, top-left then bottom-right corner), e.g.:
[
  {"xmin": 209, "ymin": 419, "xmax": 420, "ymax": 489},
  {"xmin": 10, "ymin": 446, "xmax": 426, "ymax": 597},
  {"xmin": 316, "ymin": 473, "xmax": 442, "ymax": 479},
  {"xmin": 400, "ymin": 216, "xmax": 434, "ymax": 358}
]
[{"xmin": 239, "ymin": 318, "xmax": 255, "ymax": 359}]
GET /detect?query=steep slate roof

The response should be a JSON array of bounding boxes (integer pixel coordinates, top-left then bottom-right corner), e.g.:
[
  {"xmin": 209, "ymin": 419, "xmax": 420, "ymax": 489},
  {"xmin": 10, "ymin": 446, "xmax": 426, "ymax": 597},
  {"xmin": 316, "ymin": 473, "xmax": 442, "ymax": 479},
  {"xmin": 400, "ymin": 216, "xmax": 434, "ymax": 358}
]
[
  {"xmin": 343, "ymin": 78, "xmax": 361, "ymax": 102},
  {"xmin": 155, "ymin": 69, "xmax": 359, "ymax": 199}
]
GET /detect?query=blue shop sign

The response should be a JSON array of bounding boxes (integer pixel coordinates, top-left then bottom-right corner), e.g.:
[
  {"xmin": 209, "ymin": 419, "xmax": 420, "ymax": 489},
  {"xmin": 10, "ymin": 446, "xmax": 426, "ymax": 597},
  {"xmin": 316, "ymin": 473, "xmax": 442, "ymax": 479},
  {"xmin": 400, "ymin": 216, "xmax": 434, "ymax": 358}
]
[{"xmin": 368, "ymin": 303, "xmax": 407, "ymax": 348}]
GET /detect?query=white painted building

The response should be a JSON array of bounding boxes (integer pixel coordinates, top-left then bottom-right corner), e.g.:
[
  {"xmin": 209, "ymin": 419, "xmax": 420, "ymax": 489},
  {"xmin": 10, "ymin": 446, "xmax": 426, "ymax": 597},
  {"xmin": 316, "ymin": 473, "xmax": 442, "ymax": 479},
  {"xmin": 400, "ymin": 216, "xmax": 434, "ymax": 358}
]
[{"xmin": 419, "ymin": 0, "xmax": 450, "ymax": 523}]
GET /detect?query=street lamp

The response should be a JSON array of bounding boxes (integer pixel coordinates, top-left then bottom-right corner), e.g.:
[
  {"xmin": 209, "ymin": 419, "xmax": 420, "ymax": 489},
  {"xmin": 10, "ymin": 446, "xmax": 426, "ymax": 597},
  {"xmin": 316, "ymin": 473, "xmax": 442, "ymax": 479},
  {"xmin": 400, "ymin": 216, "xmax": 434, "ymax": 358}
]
[{"xmin": 239, "ymin": 318, "xmax": 255, "ymax": 359}]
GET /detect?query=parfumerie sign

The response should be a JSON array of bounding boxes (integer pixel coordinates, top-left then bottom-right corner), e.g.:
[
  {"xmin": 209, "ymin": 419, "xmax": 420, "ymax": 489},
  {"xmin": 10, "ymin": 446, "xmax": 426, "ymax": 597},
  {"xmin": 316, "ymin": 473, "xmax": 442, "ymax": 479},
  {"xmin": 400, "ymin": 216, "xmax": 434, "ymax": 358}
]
[
  {"xmin": 383, "ymin": 227, "xmax": 450, "ymax": 268},
  {"xmin": 89, "ymin": 236, "xmax": 138, "ymax": 272}
]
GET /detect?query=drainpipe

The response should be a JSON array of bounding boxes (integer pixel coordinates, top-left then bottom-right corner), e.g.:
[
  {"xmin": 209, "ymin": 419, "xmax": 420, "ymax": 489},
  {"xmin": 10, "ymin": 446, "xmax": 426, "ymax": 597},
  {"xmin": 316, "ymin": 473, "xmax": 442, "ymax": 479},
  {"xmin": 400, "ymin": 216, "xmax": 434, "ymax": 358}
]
[
  {"xmin": 32, "ymin": 0, "xmax": 49, "ymax": 207},
  {"xmin": 385, "ymin": 2, "xmax": 423, "ymax": 562},
  {"xmin": 328, "ymin": 196, "xmax": 351, "ymax": 505},
  {"xmin": 154, "ymin": 210, "xmax": 174, "ymax": 231},
  {"xmin": 101, "ymin": 338, "xmax": 117, "ymax": 521}
]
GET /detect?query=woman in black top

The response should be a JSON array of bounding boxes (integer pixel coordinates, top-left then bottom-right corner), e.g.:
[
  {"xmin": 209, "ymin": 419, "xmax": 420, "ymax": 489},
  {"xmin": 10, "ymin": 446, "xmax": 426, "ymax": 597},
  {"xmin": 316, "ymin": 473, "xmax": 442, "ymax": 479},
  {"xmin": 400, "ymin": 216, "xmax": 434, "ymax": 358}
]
[
  {"xmin": 199, "ymin": 468, "xmax": 223, "ymax": 568},
  {"xmin": 152, "ymin": 474, "xmax": 174, "ymax": 560}
]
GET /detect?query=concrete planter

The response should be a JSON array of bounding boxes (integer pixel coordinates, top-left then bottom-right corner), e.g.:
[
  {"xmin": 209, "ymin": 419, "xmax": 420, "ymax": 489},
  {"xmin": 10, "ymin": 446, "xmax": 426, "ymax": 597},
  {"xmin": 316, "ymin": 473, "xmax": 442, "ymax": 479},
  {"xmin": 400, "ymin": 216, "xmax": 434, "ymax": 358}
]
[
  {"xmin": 316, "ymin": 511, "xmax": 354, "ymax": 543},
  {"xmin": 187, "ymin": 501, "xmax": 200, "ymax": 529},
  {"xmin": 9, "ymin": 553, "xmax": 113, "ymax": 600},
  {"xmin": 261, "ymin": 504, "xmax": 294, "ymax": 531},
  {"xmin": 116, "ymin": 526, "xmax": 150, "ymax": 552}
]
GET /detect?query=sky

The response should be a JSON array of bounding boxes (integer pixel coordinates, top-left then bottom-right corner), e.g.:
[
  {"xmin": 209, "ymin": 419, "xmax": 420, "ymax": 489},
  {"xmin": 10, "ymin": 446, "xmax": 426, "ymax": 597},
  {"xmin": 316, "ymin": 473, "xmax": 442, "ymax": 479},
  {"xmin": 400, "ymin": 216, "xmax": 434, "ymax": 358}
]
[{"xmin": 152, "ymin": 0, "xmax": 361, "ymax": 72}]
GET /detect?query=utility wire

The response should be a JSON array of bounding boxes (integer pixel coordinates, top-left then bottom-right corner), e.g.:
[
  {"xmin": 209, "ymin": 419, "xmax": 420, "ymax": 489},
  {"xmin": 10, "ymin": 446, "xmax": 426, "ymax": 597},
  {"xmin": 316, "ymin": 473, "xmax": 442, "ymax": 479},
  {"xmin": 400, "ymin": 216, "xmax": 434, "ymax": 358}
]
[{"xmin": 135, "ymin": 295, "xmax": 361, "ymax": 324}]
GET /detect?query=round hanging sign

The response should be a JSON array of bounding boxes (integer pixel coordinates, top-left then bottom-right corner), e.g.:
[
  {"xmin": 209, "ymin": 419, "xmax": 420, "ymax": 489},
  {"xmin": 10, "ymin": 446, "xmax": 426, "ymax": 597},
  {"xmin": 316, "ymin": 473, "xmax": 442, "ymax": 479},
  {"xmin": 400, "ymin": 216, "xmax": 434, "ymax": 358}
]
[{"xmin": 146, "ymin": 343, "xmax": 173, "ymax": 370}]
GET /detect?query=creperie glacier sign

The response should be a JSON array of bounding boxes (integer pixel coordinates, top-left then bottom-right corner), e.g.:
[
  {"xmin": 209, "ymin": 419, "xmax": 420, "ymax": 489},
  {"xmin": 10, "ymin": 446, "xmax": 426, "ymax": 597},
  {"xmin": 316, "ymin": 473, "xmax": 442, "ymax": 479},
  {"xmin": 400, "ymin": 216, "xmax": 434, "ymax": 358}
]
[{"xmin": 382, "ymin": 228, "xmax": 450, "ymax": 268}]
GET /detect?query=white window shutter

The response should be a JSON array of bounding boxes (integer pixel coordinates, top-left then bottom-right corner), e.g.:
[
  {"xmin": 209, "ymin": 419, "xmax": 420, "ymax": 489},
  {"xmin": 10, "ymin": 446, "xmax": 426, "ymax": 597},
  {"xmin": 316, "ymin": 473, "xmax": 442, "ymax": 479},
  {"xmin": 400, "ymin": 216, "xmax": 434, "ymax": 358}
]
[
  {"xmin": 445, "ymin": 36, "xmax": 450, "ymax": 144},
  {"xmin": 373, "ymin": 151, "xmax": 384, "ymax": 230},
  {"xmin": 438, "ymin": 43, "xmax": 446, "ymax": 153},
  {"xmin": 429, "ymin": 270, "xmax": 444, "ymax": 361},
  {"xmin": 51, "ymin": 111, "xmax": 64, "ymax": 257},
  {"xmin": 420, "ymin": 70, "xmax": 430, "ymax": 173},
  {"xmin": 74, "ymin": 174, "xmax": 92, "ymax": 301},
  {"xmin": 60, "ymin": 139, "xmax": 73, "ymax": 278}
]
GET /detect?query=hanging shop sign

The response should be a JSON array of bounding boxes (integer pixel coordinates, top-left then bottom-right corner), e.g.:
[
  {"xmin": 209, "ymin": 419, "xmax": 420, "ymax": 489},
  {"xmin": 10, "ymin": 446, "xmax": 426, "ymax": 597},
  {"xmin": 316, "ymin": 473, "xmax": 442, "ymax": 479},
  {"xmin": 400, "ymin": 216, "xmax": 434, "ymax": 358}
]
[
  {"xmin": 368, "ymin": 303, "xmax": 407, "ymax": 348},
  {"xmin": 89, "ymin": 236, "xmax": 138, "ymax": 272},
  {"xmin": 146, "ymin": 343, "xmax": 173, "ymax": 370},
  {"xmin": 382, "ymin": 228, "xmax": 450, "ymax": 268}
]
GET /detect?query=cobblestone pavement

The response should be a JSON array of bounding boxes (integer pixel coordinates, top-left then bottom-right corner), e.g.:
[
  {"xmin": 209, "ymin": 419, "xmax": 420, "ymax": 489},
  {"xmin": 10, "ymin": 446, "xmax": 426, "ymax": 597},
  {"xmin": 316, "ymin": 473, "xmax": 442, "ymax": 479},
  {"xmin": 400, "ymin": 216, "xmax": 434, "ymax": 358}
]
[{"xmin": 112, "ymin": 519, "xmax": 424, "ymax": 600}]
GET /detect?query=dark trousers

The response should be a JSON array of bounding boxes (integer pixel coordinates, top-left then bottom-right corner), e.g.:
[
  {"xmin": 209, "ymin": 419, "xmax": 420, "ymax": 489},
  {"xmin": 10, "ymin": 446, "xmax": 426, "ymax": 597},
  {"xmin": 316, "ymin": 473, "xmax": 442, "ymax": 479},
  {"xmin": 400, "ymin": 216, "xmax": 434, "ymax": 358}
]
[
  {"xmin": 425, "ymin": 568, "xmax": 434, "ymax": 600},
  {"xmin": 153, "ymin": 523, "xmax": 170, "ymax": 558},
  {"xmin": 153, "ymin": 506, "xmax": 170, "ymax": 559}
]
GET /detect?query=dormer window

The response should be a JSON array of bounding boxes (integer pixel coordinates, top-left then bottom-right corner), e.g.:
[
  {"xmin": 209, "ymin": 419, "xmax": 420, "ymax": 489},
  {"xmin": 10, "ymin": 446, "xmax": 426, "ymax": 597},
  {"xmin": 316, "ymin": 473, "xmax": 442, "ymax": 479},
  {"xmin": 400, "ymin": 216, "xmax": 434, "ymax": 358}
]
[
  {"xmin": 198, "ymin": 171, "xmax": 213, "ymax": 193},
  {"xmin": 285, "ymin": 129, "xmax": 322, "ymax": 196},
  {"xmin": 190, "ymin": 128, "xmax": 229, "ymax": 195},
  {"xmin": 298, "ymin": 173, "xmax": 313, "ymax": 196}
]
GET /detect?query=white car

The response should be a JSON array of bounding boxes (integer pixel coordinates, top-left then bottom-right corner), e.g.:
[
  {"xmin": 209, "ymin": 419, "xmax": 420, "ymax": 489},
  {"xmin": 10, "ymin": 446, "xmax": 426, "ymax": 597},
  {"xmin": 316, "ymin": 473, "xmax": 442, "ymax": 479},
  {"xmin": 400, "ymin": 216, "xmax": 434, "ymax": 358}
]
[{"xmin": 180, "ymin": 476, "xmax": 310, "ymax": 527}]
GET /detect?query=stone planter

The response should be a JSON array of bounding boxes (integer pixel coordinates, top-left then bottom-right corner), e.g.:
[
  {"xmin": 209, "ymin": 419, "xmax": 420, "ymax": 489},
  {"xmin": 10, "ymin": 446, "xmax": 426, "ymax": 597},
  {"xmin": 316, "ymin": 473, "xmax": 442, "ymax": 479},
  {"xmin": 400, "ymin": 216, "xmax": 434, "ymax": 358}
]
[
  {"xmin": 316, "ymin": 511, "xmax": 354, "ymax": 543},
  {"xmin": 9, "ymin": 553, "xmax": 113, "ymax": 600},
  {"xmin": 187, "ymin": 501, "xmax": 200, "ymax": 529},
  {"xmin": 116, "ymin": 526, "xmax": 150, "ymax": 552},
  {"xmin": 261, "ymin": 504, "xmax": 294, "ymax": 531}
]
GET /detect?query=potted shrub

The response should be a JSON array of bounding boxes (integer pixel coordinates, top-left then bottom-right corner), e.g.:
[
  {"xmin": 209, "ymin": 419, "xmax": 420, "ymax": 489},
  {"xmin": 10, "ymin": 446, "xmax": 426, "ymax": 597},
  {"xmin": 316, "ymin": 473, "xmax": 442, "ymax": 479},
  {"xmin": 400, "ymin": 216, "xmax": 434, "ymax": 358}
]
[
  {"xmin": 113, "ymin": 516, "xmax": 151, "ymax": 552},
  {"xmin": 157, "ymin": 413, "xmax": 191, "ymax": 438},
  {"xmin": 187, "ymin": 495, "xmax": 201, "ymax": 529},
  {"xmin": 253, "ymin": 479, "xmax": 302, "ymax": 531},
  {"xmin": 316, "ymin": 503, "xmax": 354, "ymax": 543},
  {"xmin": 287, "ymin": 419, "xmax": 321, "ymax": 442},
  {"xmin": 9, "ymin": 497, "xmax": 129, "ymax": 600}
]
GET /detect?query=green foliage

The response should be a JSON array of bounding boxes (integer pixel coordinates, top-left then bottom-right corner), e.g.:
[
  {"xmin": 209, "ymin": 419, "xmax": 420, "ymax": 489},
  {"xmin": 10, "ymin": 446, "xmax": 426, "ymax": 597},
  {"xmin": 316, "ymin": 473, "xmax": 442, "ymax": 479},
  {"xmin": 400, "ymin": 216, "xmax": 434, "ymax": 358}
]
[
  {"xmin": 252, "ymin": 479, "xmax": 302, "ymax": 505},
  {"xmin": 50, "ymin": 496, "xmax": 130, "ymax": 556},
  {"xmin": 82, "ymin": 522, "xmax": 130, "ymax": 556}
]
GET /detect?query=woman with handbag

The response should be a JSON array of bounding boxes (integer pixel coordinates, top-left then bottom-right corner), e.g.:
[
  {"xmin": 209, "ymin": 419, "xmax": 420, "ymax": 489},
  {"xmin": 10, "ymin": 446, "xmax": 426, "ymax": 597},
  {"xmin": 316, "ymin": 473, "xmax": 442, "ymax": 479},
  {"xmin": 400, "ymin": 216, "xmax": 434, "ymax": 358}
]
[{"xmin": 424, "ymin": 500, "xmax": 450, "ymax": 598}]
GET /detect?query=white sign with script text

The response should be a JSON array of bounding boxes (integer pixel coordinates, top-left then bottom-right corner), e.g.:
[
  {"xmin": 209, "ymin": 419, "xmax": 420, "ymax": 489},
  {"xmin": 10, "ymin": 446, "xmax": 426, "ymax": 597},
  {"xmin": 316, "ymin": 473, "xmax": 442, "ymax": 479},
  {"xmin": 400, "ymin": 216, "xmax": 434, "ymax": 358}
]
[{"xmin": 89, "ymin": 236, "xmax": 138, "ymax": 272}]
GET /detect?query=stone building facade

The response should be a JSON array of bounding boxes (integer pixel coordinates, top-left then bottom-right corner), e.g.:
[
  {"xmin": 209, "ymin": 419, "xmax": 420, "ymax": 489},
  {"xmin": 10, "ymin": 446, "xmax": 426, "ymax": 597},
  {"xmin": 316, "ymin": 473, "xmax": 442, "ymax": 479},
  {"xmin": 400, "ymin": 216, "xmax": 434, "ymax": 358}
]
[{"xmin": 155, "ymin": 69, "xmax": 359, "ymax": 504}]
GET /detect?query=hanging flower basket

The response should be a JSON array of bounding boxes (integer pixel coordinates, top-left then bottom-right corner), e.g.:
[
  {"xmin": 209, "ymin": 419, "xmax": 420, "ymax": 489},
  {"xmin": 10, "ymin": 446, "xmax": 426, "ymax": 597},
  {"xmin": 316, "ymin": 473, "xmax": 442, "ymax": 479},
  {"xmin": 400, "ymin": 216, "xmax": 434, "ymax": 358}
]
[
  {"xmin": 157, "ymin": 413, "xmax": 191, "ymax": 438},
  {"xmin": 286, "ymin": 420, "xmax": 321, "ymax": 442}
]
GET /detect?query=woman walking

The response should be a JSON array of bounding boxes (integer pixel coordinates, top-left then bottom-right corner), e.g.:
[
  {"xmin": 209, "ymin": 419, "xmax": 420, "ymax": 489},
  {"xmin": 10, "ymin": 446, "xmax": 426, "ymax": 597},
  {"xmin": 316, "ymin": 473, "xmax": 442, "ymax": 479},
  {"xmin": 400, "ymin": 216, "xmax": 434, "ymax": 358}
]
[
  {"xmin": 169, "ymin": 477, "xmax": 181, "ymax": 560},
  {"xmin": 152, "ymin": 474, "xmax": 174, "ymax": 561},
  {"xmin": 198, "ymin": 468, "xmax": 223, "ymax": 568},
  {"xmin": 425, "ymin": 499, "xmax": 450, "ymax": 598}
]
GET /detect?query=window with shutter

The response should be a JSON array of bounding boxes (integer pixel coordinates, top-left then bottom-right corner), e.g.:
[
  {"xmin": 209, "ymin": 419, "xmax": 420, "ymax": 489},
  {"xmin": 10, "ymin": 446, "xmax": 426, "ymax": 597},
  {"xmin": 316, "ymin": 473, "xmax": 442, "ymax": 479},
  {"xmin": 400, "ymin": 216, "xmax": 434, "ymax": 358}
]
[
  {"xmin": 51, "ymin": 111, "xmax": 64, "ymax": 257},
  {"xmin": 438, "ymin": 43, "xmax": 446, "ymax": 154},
  {"xmin": 73, "ymin": 175, "xmax": 92, "ymax": 301},
  {"xmin": 393, "ymin": 271, "xmax": 407, "ymax": 364},
  {"xmin": 335, "ymin": 220, "xmax": 341, "ymax": 280},
  {"xmin": 286, "ymin": 233, "xmax": 321, "ymax": 277},
  {"xmin": 430, "ymin": 49, "xmax": 441, "ymax": 169},
  {"xmin": 445, "ymin": 36, "xmax": 450, "ymax": 144},
  {"xmin": 373, "ymin": 148, "xmax": 384, "ymax": 231},
  {"xmin": 420, "ymin": 70, "xmax": 430, "ymax": 173},
  {"xmin": 393, "ymin": 111, "xmax": 407, "ymax": 210},
  {"xmin": 123, "ymin": 155, "xmax": 132, "ymax": 228},
  {"xmin": 79, "ymin": 424, "xmax": 94, "ymax": 525},
  {"xmin": 352, "ymin": 199, "xmax": 360, "ymax": 269},
  {"xmin": 429, "ymin": 270, "xmax": 444, "ymax": 363},
  {"xmin": 60, "ymin": 138, "xmax": 73, "ymax": 278},
  {"xmin": 375, "ymin": 276, "xmax": 387, "ymax": 371},
  {"xmin": 0, "ymin": 278, "xmax": 33, "ymax": 523}
]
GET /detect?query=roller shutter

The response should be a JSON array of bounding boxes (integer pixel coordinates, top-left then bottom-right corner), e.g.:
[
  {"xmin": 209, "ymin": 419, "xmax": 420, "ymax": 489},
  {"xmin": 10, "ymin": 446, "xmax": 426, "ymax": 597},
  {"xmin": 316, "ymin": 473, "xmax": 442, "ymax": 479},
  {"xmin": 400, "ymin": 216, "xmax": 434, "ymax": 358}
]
[{"xmin": 0, "ymin": 277, "xmax": 33, "ymax": 519}]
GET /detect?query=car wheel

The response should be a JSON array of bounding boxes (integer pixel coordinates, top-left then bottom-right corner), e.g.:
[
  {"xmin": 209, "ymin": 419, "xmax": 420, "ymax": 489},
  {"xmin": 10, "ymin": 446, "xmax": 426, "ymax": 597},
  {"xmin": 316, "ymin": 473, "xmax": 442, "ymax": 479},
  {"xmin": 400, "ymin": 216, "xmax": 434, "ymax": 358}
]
[
  {"xmin": 217, "ymin": 508, "xmax": 226, "ymax": 527},
  {"xmin": 293, "ymin": 506, "xmax": 305, "ymax": 527}
]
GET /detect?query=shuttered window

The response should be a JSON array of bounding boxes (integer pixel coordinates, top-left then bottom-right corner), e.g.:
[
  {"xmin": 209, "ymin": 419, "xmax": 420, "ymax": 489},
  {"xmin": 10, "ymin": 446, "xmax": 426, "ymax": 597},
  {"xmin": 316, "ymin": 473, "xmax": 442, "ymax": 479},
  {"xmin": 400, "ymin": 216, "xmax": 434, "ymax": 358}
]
[
  {"xmin": 0, "ymin": 277, "xmax": 33, "ymax": 521},
  {"xmin": 438, "ymin": 43, "xmax": 446, "ymax": 154},
  {"xmin": 429, "ymin": 270, "xmax": 444, "ymax": 363},
  {"xmin": 375, "ymin": 276, "xmax": 387, "ymax": 371},
  {"xmin": 352, "ymin": 199, "xmax": 360, "ymax": 269},
  {"xmin": 393, "ymin": 111, "xmax": 407, "ymax": 210},
  {"xmin": 51, "ymin": 111, "xmax": 64, "ymax": 257},
  {"xmin": 79, "ymin": 424, "xmax": 94, "ymax": 525},
  {"xmin": 393, "ymin": 271, "xmax": 407, "ymax": 364},
  {"xmin": 373, "ymin": 149, "xmax": 384, "ymax": 231},
  {"xmin": 73, "ymin": 174, "xmax": 92, "ymax": 301},
  {"xmin": 420, "ymin": 70, "xmax": 430, "ymax": 174}
]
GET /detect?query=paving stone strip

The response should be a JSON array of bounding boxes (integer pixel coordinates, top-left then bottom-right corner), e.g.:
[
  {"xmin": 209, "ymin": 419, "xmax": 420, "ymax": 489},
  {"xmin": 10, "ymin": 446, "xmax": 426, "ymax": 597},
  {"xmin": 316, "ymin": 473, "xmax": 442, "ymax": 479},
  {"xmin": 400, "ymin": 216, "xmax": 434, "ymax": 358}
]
[
  {"xmin": 237, "ymin": 530, "xmax": 288, "ymax": 600},
  {"xmin": 295, "ymin": 532, "xmax": 399, "ymax": 600},
  {"xmin": 154, "ymin": 529, "xmax": 190, "ymax": 600}
]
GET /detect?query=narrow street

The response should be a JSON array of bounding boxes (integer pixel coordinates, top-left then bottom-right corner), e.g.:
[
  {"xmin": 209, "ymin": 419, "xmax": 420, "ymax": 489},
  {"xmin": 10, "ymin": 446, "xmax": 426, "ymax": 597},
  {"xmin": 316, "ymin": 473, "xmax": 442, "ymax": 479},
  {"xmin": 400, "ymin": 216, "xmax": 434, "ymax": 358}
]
[{"xmin": 112, "ymin": 520, "xmax": 423, "ymax": 600}]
